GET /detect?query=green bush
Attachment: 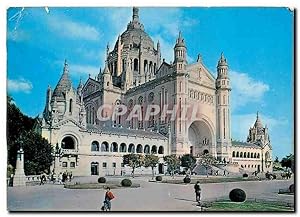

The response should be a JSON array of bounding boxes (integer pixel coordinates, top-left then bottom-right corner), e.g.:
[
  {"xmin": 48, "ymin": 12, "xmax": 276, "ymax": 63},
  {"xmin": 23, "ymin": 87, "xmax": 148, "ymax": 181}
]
[
  {"xmin": 229, "ymin": 188, "xmax": 246, "ymax": 202},
  {"xmin": 121, "ymin": 178, "xmax": 132, "ymax": 187},
  {"xmin": 289, "ymin": 184, "xmax": 294, "ymax": 193},
  {"xmin": 156, "ymin": 176, "xmax": 162, "ymax": 181},
  {"xmin": 98, "ymin": 177, "xmax": 106, "ymax": 183},
  {"xmin": 242, "ymin": 173, "xmax": 248, "ymax": 178},
  {"xmin": 183, "ymin": 176, "xmax": 191, "ymax": 183}
]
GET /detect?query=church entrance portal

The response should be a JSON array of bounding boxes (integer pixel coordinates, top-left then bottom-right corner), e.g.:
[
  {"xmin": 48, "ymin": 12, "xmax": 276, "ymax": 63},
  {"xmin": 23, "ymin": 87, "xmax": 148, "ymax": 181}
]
[{"xmin": 188, "ymin": 120, "xmax": 213, "ymax": 157}]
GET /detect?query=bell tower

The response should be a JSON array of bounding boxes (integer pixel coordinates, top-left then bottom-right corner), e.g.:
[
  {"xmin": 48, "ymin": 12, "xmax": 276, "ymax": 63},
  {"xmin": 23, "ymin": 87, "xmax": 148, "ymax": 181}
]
[
  {"xmin": 216, "ymin": 52, "xmax": 232, "ymax": 162},
  {"xmin": 173, "ymin": 31, "xmax": 187, "ymax": 73}
]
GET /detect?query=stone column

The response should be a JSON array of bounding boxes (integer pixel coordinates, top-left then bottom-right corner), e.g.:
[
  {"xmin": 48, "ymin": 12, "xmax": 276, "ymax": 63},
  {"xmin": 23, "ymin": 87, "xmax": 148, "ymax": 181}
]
[{"xmin": 13, "ymin": 148, "xmax": 26, "ymax": 187}]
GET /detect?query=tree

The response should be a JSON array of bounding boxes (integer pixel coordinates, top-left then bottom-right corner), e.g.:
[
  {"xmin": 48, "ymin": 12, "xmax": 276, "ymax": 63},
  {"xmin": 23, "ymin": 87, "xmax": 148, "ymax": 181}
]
[
  {"xmin": 123, "ymin": 153, "xmax": 144, "ymax": 178},
  {"xmin": 180, "ymin": 154, "xmax": 196, "ymax": 174},
  {"xmin": 281, "ymin": 154, "xmax": 294, "ymax": 173},
  {"xmin": 144, "ymin": 154, "xmax": 159, "ymax": 180},
  {"xmin": 163, "ymin": 155, "xmax": 180, "ymax": 178},
  {"xmin": 7, "ymin": 96, "xmax": 35, "ymax": 168},
  {"xmin": 198, "ymin": 153, "xmax": 217, "ymax": 177},
  {"xmin": 7, "ymin": 96, "xmax": 53, "ymax": 175}
]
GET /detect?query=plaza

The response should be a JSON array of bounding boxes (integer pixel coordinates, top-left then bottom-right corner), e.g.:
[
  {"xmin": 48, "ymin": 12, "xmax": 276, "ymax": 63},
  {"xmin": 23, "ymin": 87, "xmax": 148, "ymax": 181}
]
[{"xmin": 7, "ymin": 177, "xmax": 294, "ymax": 211}]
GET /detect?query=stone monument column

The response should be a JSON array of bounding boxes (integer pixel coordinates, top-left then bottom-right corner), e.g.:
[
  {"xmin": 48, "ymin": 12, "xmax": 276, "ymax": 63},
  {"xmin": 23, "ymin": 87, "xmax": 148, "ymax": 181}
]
[{"xmin": 13, "ymin": 148, "xmax": 26, "ymax": 186}]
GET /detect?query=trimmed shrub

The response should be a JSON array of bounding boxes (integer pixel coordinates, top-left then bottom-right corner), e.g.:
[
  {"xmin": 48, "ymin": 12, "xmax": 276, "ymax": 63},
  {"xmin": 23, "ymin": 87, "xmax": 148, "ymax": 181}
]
[
  {"xmin": 156, "ymin": 176, "xmax": 162, "ymax": 181},
  {"xmin": 229, "ymin": 188, "xmax": 246, "ymax": 202},
  {"xmin": 242, "ymin": 173, "xmax": 248, "ymax": 178},
  {"xmin": 121, "ymin": 179, "xmax": 132, "ymax": 187},
  {"xmin": 289, "ymin": 184, "xmax": 294, "ymax": 193},
  {"xmin": 272, "ymin": 174, "xmax": 277, "ymax": 179},
  {"xmin": 183, "ymin": 176, "xmax": 191, "ymax": 183},
  {"xmin": 98, "ymin": 177, "xmax": 106, "ymax": 183}
]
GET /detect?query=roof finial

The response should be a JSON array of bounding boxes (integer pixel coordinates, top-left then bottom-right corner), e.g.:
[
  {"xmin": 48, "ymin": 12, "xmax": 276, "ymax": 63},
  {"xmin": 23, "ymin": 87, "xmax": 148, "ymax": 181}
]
[
  {"xmin": 179, "ymin": 30, "xmax": 182, "ymax": 39},
  {"xmin": 63, "ymin": 59, "xmax": 69, "ymax": 74},
  {"xmin": 133, "ymin": 7, "xmax": 139, "ymax": 22},
  {"xmin": 257, "ymin": 111, "xmax": 259, "ymax": 119},
  {"xmin": 106, "ymin": 43, "xmax": 109, "ymax": 59}
]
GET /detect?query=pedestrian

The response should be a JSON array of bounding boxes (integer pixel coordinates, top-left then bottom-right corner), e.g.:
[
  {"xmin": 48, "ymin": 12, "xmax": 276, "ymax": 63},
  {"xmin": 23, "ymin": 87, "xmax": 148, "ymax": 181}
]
[
  {"xmin": 102, "ymin": 187, "xmax": 115, "ymax": 211},
  {"xmin": 40, "ymin": 172, "xmax": 46, "ymax": 185},
  {"xmin": 194, "ymin": 181, "xmax": 201, "ymax": 205},
  {"xmin": 52, "ymin": 172, "xmax": 56, "ymax": 184},
  {"xmin": 223, "ymin": 170, "xmax": 226, "ymax": 176},
  {"xmin": 69, "ymin": 172, "xmax": 73, "ymax": 181},
  {"xmin": 59, "ymin": 172, "xmax": 63, "ymax": 184}
]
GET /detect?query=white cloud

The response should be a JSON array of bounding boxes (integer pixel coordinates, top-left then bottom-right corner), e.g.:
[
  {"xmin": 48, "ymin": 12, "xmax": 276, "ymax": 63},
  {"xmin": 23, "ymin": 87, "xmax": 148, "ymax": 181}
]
[
  {"xmin": 7, "ymin": 29, "xmax": 30, "ymax": 42},
  {"xmin": 230, "ymin": 70, "xmax": 270, "ymax": 111},
  {"xmin": 231, "ymin": 113, "xmax": 288, "ymax": 142},
  {"xmin": 8, "ymin": 78, "xmax": 33, "ymax": 93},
  {"xmin": 70, "ymin": 64, "xmax": 99, "ymax": 78},
  {"xmin": 47, "ymin": 15, "xmax": 101, "ymax": 41}
]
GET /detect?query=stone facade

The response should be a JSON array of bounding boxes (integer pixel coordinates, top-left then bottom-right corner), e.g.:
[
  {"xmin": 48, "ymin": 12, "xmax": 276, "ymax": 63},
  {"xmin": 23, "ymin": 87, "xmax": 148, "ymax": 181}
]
[{"xmin": 38, "ymin": 7, "xmax": 272, "ymax": 176}]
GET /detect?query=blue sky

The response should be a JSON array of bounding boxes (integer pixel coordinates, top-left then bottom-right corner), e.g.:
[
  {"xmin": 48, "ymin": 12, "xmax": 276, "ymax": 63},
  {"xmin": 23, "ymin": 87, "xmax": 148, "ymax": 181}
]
[{"xmin": 6, "ymin": 7, "xmax": 293, "ymax": 159}]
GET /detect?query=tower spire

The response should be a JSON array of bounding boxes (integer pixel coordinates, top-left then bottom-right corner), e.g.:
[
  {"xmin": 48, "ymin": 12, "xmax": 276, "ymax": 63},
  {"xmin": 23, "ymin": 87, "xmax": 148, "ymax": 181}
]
[
  {"xmin": 132, "ymin": 7, "xmax": 139, "ymax": 22},
  {"xmin": 63, "ymin": 59, "xmax": 69, "ymax": 74}
]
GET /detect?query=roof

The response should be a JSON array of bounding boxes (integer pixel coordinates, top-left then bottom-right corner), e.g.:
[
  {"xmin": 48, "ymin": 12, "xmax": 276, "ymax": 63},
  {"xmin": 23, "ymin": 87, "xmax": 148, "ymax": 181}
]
[
  {"xmin": 86, "ymin": 124, "xmax": 168, "ymax": 140},
  {"xmin": 232, "ymin": 141, "xmax": 261, "ymax": 148},
  {"xmin": 52, "ymin": 61, "xmax": 73, "ymax": 99}
]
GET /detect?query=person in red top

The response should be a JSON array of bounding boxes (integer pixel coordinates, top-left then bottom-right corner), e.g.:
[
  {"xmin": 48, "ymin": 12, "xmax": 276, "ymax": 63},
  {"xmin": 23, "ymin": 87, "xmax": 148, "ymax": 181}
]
[{"xmin": 102, "ymin": 187, "xmax": 115, "ymax": 211}]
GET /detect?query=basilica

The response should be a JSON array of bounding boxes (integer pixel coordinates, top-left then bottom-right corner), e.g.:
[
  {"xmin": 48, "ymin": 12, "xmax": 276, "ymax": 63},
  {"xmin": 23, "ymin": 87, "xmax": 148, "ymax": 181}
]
[{"xmin": 37, "ymin": 7, "xmax": 272, "ymax": 176}]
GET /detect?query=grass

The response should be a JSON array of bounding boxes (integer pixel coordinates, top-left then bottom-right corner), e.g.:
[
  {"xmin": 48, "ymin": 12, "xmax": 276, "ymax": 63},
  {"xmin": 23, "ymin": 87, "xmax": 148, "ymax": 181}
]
[
  {"xmin": 206, "ymin": 201, "xmax": 294, "ymax": 211},
  {"xmin": 64, "ymin": 182, "xmax": 140, "ymax": 189},
  {"xmin": 161, "ymin": 176, "xmax": 261, "ymax": 185}
]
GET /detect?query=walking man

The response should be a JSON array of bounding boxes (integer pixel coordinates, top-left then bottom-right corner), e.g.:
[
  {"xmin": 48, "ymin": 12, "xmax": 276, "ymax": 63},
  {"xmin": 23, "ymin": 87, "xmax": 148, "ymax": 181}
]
[
  {"xmin": 194, "ymin": 181, "xmax": 201, "ymax": 206},
  {"xmin": 102, "ymin": 187, "xmax": 115, "ymax": 211}
]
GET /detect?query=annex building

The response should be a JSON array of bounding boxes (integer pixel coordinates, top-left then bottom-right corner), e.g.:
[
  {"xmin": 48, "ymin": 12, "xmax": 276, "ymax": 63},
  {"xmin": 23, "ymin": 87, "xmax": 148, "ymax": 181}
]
[{"xmin": 37, "ymin": 7, "xmax": 272, "ymax": 176}]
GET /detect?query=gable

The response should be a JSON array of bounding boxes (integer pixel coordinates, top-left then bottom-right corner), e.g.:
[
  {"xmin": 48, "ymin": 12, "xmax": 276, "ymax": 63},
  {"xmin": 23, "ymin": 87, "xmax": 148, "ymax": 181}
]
[
  {"xmin": 187, "ymin": 62, "xmax": 215, "ymax": 86},
  {"xmin": 83, "ymin": 78, "xmax": 101, "ymax": 97},
  {"xmin": 52, "ymin": 118, "xmax": 85, "ymax": 130},
  {"xmin": 156, "ymin": 62, "xmax": 172, "ymax": 78}
]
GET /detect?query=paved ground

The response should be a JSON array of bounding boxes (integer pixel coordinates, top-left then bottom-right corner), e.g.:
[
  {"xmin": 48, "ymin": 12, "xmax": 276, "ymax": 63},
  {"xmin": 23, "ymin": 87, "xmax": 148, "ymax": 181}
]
[{"xmin": 7, "ymin": 177, "xmax": 294, "ymax": 211}]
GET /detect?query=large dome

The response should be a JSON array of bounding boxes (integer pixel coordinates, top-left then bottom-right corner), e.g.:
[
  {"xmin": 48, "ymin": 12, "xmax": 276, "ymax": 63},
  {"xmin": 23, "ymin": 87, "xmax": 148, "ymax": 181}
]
[{"xmin": 113, "ymin": 7, "xmax": 154, "ymax": 51}]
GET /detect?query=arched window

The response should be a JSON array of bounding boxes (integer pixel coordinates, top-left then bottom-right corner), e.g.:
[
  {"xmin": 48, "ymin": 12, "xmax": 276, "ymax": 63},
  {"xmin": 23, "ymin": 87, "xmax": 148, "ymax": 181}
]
[
  {"xmin": 240, "ymin": 152, "xmax": 243, "ymax": 158},
  {"xmin": 128, "ymin": 143, "xmax": 135, "ymax": 153},
  {"xmin": 247, "ymin": 152, "xmax": 250, "ymax": 158},
  {"xmin": 111, "ymin": 142, "xmax": 118, "ymax": 152},
  {"xmin": 144, "ymin": 60, "xmax": 148, "ymax": 72},
  {"xmin": 101, "ymin": 141, "xmax": 109, "ymax": 152},
  {"xmin": 151, "ymin": 146, "xmax": 157, "ymax": 154},
  {"xmin": 232, "ymin": 151, "xmax": 235, "ymax": 157},
  {"xmin": 158, "ymin": 146, "xmax": 164, "ymax": 154},
  {"xmin": 91, "ymin": 141, "xmax": 99, "ymax": 152},
  {"xmin": 120, "ymin": 143, "xmax": 127, "ymax": 152},
  {"xmin": 92, "ymin": 107, "xmax": 95, "ymax": 124},
  {"xmin": 251, "ymin": 153, "xmax": 253, "ymax": 158},
  {"xmin": 149, "ymin": 61, "xmax": 153, "ymax": 73},
  {"xmin": 257, "ymin": 153, "xmax": 260, "ymax": 158},
  {"xmin": 236, "ymin": 151, "xmax": 239, "ymax": 157},
  {"xmin": 244, "ymin": 152, "xmax": 247, "ymax": 158},
  {"xmin": 265, "ymin": 152, "xmax": 270, "ymax": 160},
  {"xmin": 69, "ymin": 99, "xmax": 73, "ymax": 113},
  {"xmin": 136, "ymin": 144, "xmax": 143, "ymax": 153},
  {"xmin": 144, "ymin": 145, "xmax": 150, "ymax": 154},
  {"xmin": 134, "ymin": 58, "xmax": 139, "ymax": 71},
  {"xmin": 86, "ymin": 107, "xmax": 89, "ymax": 124},
  {"xmin": 61, "ymin": 136, "xmax": 76, "ymax": 149},
  {"xmin": 254, "ymin": 153, "xmax": 257, "ymax": 158}
]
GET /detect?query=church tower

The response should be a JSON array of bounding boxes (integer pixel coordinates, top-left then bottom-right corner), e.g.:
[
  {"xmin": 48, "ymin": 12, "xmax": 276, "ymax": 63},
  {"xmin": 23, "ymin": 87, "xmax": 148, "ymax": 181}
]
[
  {"xmin": 173, "ymin": 31, "xmax": 187, "ymax": 72},
  {"xmin": 216, "ymin": 53, "xmax": 231, "ymax": 162}
]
